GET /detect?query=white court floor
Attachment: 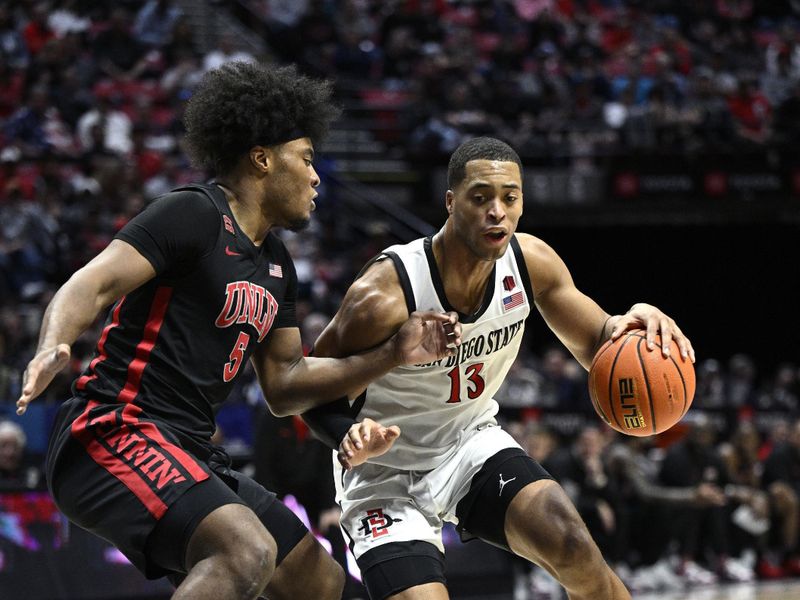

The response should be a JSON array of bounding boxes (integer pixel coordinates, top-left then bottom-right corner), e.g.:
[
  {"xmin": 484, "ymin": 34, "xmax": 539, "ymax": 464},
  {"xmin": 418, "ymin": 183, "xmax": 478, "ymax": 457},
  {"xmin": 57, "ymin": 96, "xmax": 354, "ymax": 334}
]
[{"xmin": 635, "ymin": 580, "xmax": 800, "ymax": 600}]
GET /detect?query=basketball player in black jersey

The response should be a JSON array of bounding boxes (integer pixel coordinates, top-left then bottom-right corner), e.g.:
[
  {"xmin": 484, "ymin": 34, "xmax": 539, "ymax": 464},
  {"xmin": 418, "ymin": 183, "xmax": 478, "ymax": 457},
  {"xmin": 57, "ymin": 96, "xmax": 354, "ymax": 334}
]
[{"xmin": 15, "ymin": 62, "xmax": 461, "ymax": 600}]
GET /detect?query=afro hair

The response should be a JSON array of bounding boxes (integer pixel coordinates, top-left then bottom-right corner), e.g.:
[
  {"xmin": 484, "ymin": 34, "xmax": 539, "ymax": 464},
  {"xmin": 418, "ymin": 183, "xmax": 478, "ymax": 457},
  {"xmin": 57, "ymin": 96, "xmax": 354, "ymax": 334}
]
[{"xmin": 183, "ymin": 61, "xmax": 340, "ymax": 175}]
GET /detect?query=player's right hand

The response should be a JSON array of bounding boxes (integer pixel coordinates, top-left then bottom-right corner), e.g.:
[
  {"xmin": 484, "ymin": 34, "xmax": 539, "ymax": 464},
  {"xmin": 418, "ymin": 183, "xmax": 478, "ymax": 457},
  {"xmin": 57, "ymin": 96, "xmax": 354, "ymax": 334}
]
[
  {"xmin": 338, "ymin": 418, "xmax": 400, "ymax": 470},
  {"xmin": 16, "ymin": 344, "xmax": 71, "ymax": 415}
]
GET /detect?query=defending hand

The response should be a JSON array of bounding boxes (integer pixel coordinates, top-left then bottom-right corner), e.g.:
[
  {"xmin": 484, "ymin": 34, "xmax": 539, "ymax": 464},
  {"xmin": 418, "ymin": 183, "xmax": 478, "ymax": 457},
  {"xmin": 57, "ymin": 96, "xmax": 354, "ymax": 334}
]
[
  {"xmin": 392, "ymin": 311, "xmax": 461, "ymax": 365},
  {"xmin": 16, "ymin": 344, "xmax": 71, "ymax": 415}
]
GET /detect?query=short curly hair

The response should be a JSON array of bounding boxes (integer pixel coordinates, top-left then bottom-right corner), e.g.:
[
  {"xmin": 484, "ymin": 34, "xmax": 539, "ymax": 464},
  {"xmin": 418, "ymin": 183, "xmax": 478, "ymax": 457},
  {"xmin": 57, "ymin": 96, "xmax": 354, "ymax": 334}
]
[
  {"xmin": 183, "ymin": 62, "xmax": 340, "ymax": 175},
  {"xmin": 447, "ymin": 137, "xmax": 523, "ymax": 189}
]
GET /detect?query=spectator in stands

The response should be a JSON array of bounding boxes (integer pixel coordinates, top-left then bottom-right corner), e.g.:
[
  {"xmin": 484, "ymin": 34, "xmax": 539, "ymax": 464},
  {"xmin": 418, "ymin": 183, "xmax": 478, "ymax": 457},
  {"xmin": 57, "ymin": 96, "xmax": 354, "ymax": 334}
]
[
  {"xmin": 3, "ymin": 85, "xmax": 56, "ymax": 158},
  {"xmin": 520, "ymin": 421, "xmax": 558, "ymax": 466},
  {"xmin": 658, "ymin": 416, "xmax": 757, "ymax": 583},
  {"xmin": 133, "ymin": 0, "xmax": 183, "ymax": 49},
  {"xmin": 0, "ymin": 58, "xmax": 24, "ymax": 120},
  {"xmin": 695, "ymin": 358, "xmax": 728, "ymax": 409},
  {"xmin": 92, "ymin": 7, "xmax": 148, "ymax": 81},
  {"xmin": 756, "ymin": 363, "xmax": 800, "ymax": 413},
  {"xmin": 495, "ymin": 347, "xmax": 543, "ymax": 410},
  {"xmin": 22, "ymin": 2, "xmax": 55, "ymax": 57},
  {"xmin": 544, "ymin": 425, "xmax": 620, "ymax": 561},
  {"xmin": 202, "ymin": 32, "xmax": 256, "ymax": 73},
  {"xmin": 46, "ymin": 0, "xmax": 91, "ymax": 39},
  {"xmin": 721, "ymin": 420, "xmax": 800, "ymax": 579},
  {"xmin": 538, "ymin": 346, "xmax": 588, "ymax": 411},
  {"xmin": 728, "ymin": 77, "xmax": 772, "ymax": 145},
  {"xmin": 727, "ymin": 352, "xmax": 759, "ymax": 410},
  {"xmin": 606, "ymin": 432, "xmax": 726, "ymax": 591},
  {"xmin": 682, "ymin": 67, "xmax": 735, "ymax": 152},
  {"xmin": 0, "ymin": 420, "xmax": 42, "ymax": 491},
  {"xmin": 762, "ymin": 418, "xmax": 800, "ymax": 574},
  {"xmin": 763, "ymin": 419, "xmax": 800, "ymax": 504},
  {"xmin": 76, "ymin": 93, "xmax": 133, "ymax": 156},
  {"xmin": 0, "ymin": 5, "xmax": 30, "ymax": 69}
]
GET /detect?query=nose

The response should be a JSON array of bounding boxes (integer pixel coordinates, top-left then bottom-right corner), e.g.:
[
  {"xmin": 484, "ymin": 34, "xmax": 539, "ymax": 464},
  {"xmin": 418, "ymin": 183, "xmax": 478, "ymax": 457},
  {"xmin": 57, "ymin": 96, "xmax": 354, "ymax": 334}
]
[
  {"xmin": 486, "ymin": 198, "xmax": 505, "ymax": 222},
  {"xmin": 311, "ymin": 166, "xmax": 320, "ymax": 188}
]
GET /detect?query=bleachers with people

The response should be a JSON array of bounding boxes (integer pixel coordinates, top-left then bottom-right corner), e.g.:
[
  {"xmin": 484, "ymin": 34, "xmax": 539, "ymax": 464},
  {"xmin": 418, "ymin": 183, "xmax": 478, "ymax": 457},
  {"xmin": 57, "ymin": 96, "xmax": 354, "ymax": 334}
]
[{"xmin": 1, "ymin": 1, "xmax": 800, "ymax": 599}]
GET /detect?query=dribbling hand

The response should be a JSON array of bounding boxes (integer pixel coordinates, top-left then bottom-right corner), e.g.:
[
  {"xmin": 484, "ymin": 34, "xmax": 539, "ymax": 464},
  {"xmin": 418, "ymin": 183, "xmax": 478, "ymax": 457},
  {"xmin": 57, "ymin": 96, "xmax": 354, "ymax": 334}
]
[
  {"xmin": 338, "ymin": 418, "xmax": 400, "ymax": 470},
  {"xmin": 16, "ymin": 344, "xmax": 71, "ymax": 415},
  {"xmin": 608, "ymin": 303, "xmax": 695, "ymax": 362}
]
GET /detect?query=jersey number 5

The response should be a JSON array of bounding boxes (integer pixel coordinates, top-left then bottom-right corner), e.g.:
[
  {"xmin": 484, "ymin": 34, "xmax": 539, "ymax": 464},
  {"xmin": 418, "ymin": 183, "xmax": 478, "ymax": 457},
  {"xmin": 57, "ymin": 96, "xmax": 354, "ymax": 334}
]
[
  {"xmin": 224, "ymin": 331, "xmax": 251, "ymax": 382},
  {"xmin": 446, "ymin": 363, "xmax": 485, "ymax": 403}
]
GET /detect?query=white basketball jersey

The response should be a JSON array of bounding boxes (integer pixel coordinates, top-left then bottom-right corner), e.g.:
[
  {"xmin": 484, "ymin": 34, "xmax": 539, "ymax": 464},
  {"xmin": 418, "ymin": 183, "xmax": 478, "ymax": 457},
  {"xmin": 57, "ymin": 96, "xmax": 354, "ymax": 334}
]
[{"xmin": 355, "ymin": 234, "xmax": 533, "ymax": 470}]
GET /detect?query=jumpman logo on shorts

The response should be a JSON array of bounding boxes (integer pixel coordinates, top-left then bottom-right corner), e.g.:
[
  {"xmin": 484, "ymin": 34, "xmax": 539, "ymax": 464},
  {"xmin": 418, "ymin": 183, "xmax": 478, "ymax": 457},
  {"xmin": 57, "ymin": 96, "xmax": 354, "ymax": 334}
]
[{"xmin": 498, "ymin": 474, "xmax": 516, "ymax": 496}]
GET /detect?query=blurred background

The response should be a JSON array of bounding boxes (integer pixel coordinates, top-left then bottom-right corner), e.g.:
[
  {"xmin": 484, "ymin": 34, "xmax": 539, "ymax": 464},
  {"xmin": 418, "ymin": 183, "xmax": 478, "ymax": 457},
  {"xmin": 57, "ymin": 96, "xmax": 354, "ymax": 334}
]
[{"xmin": 1, "ymin": 0, "xmax": 800, "ymax": 598}]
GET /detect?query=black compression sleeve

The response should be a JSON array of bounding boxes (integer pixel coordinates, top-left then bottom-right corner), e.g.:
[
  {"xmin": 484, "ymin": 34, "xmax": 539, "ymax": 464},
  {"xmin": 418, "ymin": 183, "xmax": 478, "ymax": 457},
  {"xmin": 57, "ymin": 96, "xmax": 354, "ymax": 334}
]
[{"xmin": 302, "ymin": 397, "xmax": 357, "ymax": 449}]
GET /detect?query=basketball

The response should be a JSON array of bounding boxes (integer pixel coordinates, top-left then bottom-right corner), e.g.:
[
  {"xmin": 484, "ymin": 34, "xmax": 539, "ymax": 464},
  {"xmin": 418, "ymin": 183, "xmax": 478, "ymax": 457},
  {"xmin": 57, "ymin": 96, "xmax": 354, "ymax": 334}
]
[{"xmin": 588, "ymin": 330, "xmax": 695, "ymax": 436}]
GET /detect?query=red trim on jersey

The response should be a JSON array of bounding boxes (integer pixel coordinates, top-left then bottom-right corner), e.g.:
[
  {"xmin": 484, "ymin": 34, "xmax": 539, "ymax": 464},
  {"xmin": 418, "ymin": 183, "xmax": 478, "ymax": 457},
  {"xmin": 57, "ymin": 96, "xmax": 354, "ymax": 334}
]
[
  {"xmin": 71, "ymin": 401, "xmax": 168, "ymax": 519},
  {"xmin": 121, "ymin": 403, "xmax": 209, "ymax": 482},
  {"xmin": 75, "ymin": 298, "xmax": 126, "ymax": 391},
  {"xmin": 117, "ymin": 287, "xmax": 173, "ymax": 404}
]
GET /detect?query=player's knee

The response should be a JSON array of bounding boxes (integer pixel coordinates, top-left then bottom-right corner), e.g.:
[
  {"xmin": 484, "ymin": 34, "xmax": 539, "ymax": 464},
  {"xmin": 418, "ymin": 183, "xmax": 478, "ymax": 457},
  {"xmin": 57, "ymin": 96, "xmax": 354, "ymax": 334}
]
[
  {"xmin": 227, "ymin": 533, "xmax": 278, "ymax": 595},
  {"xmin": 307, "ymin": 556, "xmax": 345, "ymax": 600},
  {"xmin": 537, "ymin": 483, "xmax": 597, "ymax": 569}
]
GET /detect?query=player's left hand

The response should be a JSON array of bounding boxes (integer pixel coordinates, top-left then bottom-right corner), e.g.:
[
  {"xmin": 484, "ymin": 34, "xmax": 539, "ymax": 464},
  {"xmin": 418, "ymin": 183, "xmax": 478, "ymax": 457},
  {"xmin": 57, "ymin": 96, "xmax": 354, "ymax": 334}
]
[
  {"xmin": 392, "ymin": 311, "xmax": 461, "ymax": 365},
  {"xmin": 17, "ymin": 344, "xmax": 71, "ymax": 415},
  {"xmin": 608, "ymin": 303, "xmax": 695, "ymax": 362},
  {"xmin": 338, "ymin": 418, "xmax": 400, "ymax": 470}
]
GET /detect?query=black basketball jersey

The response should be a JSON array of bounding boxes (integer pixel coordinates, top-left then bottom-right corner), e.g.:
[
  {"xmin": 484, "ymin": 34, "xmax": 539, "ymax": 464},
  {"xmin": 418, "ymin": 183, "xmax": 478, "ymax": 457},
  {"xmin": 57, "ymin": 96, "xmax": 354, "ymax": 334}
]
[{"xmin": 72, "ymin": 183, "xmax": 297, "ymax": 450}]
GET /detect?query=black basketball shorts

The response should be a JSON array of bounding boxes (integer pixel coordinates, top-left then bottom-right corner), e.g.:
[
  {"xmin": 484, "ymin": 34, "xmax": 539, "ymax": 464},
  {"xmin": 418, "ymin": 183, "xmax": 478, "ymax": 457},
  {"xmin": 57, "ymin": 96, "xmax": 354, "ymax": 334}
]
[{"xmin": 46, "ymin": 398, "xmax": 307, "ymax": 579}]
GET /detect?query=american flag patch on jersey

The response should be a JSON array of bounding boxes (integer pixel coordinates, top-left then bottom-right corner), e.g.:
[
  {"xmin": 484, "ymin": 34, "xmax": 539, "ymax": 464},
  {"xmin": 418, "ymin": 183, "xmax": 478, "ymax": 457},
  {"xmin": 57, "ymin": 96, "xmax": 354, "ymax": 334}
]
[
  {"xmin": 502, "ymin": 291, "xmax": 524, "ymax": 312},
  {"xmin": 268, "ymin": 263, "xmax": 283, "ymax": 278}
]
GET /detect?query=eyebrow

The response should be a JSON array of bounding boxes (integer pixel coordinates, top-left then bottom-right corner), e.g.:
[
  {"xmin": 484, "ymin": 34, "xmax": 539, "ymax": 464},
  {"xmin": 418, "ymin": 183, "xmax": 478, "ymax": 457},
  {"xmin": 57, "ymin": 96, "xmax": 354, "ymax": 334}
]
[{"xmin": 467, "ymin": 181, "xmax": 521, "ymax": 192}]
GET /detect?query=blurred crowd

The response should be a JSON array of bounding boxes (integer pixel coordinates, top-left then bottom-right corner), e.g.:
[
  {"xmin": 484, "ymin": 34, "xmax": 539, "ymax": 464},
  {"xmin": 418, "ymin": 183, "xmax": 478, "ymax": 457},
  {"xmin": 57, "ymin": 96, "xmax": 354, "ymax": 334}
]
[
  {"xmin": 246, "ymin": 0, "xmax": 800, "ymax": 159},
  {"xmin": 2, "ymin": 0, "xmax": 800, "ymax": 597}
]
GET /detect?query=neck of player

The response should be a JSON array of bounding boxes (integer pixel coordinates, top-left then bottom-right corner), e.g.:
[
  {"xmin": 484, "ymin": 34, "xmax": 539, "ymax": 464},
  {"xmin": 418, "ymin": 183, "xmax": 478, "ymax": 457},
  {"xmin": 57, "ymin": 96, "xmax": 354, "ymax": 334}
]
[
  {"xmin": 433, "ymin": 226, "xmax": 495, "ymax": 315},
  {"xmin": 216, "ymin": 176, "xmax": 273, "ymax": 246}
]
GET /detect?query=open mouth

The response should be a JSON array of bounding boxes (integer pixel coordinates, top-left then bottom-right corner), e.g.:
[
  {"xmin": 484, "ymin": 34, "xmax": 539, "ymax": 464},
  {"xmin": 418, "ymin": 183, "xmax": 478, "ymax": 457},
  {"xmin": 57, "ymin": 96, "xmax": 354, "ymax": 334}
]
[{"xmin": 485, "ymin": 230, "xmax": 506, "ymax": 242}]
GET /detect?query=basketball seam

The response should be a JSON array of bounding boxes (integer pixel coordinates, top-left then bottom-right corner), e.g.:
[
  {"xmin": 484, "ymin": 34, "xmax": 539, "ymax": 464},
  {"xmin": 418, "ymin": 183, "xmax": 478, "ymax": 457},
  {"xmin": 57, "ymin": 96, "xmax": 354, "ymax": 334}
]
[
  {"xmin": 667, "ymin": 353, "xmax": 690, "ymax": 417},
  {"xmin": 636, "ymin": 337, "xmax": 657, "ymax": 435},
  {"xmin": 607, "ymin": 334, "xmax": 636, "ymax": 432},
  {"xmin": 590, "ymin": 336, "xmax": 617, "ymax": 369},
  {"xmin": 589, "ymin": 374, "xmax": 611, "ymax": 425},
  {"xmin": 632, "ymin": 332, "xmax": 691, "ymax": 420},
  {"xmin": 590, "ymin": 335, "xmax": 619, "ymax": 426}
]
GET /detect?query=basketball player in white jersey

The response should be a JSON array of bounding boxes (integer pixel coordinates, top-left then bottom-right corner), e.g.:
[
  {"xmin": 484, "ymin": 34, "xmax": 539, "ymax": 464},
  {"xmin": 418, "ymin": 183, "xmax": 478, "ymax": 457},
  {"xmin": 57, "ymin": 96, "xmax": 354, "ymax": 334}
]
[{"xmin": 304, "ymin": 137, "xmax": 695, "ymax": 600}]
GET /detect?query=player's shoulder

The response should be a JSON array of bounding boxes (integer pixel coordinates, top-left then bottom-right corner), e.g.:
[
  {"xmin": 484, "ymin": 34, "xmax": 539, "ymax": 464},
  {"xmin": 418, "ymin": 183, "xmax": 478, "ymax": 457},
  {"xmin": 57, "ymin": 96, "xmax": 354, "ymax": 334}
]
[
  {"xmin": 514, "ymin": 232, "xmax": 559, "ymax": 264},
  {"xmin": 344, "ymin": 256, "xmax": 408, "ymax": 322},
  {"xmin": 146, "ymin": 184, "xmax": 220, "ymax": 216}
]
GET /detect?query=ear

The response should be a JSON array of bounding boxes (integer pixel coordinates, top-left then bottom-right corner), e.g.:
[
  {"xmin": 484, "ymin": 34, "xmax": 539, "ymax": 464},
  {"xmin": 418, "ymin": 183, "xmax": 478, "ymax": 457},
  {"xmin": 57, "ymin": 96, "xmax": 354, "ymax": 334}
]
[
  {"xmin": 249, "ymin": 146, "xmax": 271, "ymax": 173},
  {"xmin": 445, "ymin": 190, "xmax": 455, "ymax": 215}
]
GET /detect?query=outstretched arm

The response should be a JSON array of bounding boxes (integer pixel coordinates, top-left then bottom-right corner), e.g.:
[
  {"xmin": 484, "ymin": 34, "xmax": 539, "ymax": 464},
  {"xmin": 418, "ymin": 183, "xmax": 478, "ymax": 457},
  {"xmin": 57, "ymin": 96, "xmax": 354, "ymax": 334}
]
[
  {"xmin": 17, "ymin": 240, "xmax": 157, "ymax": 415},
  {"xmin": 302, "ymin": 258, "xmax": 418, "ymax": 468},
  {"xmin": 518, "ymin": 233, "xmax": 695, "ymax": 370},
  {"xmin": 251, "ymin": 306, "xmax": 459, "ymax": 417}
]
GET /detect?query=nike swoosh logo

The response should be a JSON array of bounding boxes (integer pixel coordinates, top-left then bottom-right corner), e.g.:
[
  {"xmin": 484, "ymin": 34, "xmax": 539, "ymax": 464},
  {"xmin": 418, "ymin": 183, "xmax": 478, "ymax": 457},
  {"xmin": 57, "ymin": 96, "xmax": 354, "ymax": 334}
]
[{"xmin": 225, "ymin": 246, "xmax": 241, "ymax": 256}]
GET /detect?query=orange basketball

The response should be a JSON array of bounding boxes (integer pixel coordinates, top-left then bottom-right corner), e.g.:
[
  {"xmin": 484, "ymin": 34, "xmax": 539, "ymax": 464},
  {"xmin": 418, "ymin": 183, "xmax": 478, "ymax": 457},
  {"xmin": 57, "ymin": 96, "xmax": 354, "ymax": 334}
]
[{"xmin": 588, "ymin": 330, "xmax": 695, "ymax": 436}]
